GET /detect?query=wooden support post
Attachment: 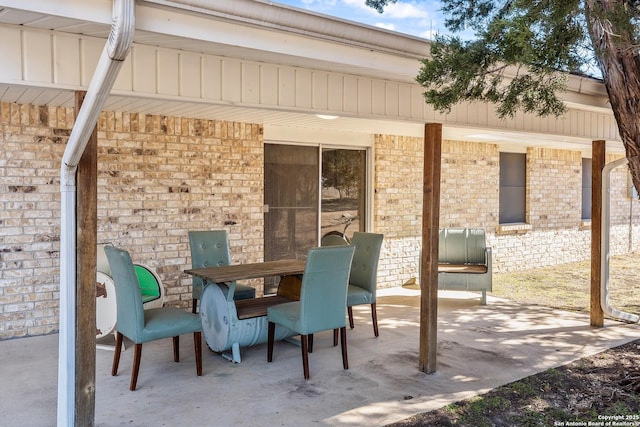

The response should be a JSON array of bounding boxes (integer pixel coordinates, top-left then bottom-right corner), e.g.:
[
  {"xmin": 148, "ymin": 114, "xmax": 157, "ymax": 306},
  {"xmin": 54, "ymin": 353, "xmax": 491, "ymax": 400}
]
[
  {"xmin": 419, "ymin": 123, "xmax": 442, "ymax": 373},
  {"xmin": 75, "ymin": 91, "xmax": 98, "ymax": 424},
  {"xmin": 590, "ymin": 140, "xmax": 605, "ymax": 327}
]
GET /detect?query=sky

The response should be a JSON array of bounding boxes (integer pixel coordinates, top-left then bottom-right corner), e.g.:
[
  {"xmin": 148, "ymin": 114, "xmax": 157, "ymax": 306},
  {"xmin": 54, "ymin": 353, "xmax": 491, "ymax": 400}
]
[{"xmin": 272, "ymin": 0, "xmax": 448, "ymax": 40}]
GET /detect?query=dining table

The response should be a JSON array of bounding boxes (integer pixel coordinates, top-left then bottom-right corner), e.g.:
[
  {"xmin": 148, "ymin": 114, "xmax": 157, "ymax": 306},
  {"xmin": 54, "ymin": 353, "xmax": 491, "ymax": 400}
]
[{"xmin": 184, "ymin": 259, "xmax": 306, "ymax": 363}]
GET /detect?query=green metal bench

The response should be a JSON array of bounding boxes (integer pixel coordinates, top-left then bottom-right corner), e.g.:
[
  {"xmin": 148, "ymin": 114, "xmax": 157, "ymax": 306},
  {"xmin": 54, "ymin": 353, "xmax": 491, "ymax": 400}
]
[{"xmin": 437, "ymin": 228, "xmax": 492, "ymax": 305}]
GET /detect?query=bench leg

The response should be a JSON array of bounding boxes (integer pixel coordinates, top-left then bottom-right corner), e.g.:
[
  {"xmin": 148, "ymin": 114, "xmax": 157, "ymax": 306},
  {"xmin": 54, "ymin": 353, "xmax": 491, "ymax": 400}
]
[{"xmin": 481, "ymin": 290, "xmax": 487, "ymax": 305}]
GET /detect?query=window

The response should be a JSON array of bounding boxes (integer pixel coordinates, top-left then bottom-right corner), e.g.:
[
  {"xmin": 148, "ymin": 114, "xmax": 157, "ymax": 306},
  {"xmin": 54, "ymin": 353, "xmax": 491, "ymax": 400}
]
[
  {"xmin": 499, "ymin": 152, "xmax": 526, "ymax": 224},
  {"xmin": 582, "ymin": 158, "xmax": 592, "ymax": 220}
]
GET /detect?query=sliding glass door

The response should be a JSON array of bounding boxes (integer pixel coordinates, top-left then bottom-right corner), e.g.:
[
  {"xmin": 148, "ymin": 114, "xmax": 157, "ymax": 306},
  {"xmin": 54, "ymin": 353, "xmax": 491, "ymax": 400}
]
[{"xmin": 264, "ymin": 144, "xmax": 367, "ymax": 293}]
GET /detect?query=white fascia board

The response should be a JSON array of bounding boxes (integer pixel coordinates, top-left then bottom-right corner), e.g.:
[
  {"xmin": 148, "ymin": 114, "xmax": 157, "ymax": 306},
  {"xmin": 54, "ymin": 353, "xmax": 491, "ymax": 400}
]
[
  {"xmin": 134, "ymin": 4, "xmax": 422, "ymax": 81},
  {"xmin": 0, "ymin": 0, "xmax": 113, "ymax": 24}
]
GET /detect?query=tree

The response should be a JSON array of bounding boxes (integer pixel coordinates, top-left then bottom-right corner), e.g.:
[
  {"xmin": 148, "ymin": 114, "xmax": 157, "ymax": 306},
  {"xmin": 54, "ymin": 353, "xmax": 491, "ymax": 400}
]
[{"xmin": 366, "ymin": 0, "xmax": 640, "ymax": 192}]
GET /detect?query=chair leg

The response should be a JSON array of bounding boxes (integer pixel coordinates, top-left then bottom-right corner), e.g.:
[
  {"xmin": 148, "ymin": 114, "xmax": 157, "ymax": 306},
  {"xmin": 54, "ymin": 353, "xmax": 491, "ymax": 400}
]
[
  {"xmin": 309, "ymin": 334, "xmax": 314, "ymax": 353},
  {"xmin": 173, "ymin": 336, "xmax": 180, "ymax": 362},
  {"xmin": 301, "ymin": 335, "xmax": 310, "ymax": 380},
  {"xmin": 192, "ymin": 298, "xmax": 198, "ymax": 314},
  {"xmin": 348, "ymin": 306, "xmax": 355, "ymax": 329},
  {"xmin": 112, "ymin": 332, "xmax": 123, "ymax": 376},
  {"xmin": 267, "ymin": 322, "xmax": 275, "ymax": 362},
  {"xmin": 130, "ymin": 343, "xmax": 143, "ymax": 391},
  {"xmin": 340, "ymin": 327, "xmax": 349, "ymax": 370},
  {"xmin": 194, "ymin": 331, "xmax": 202, "ymax": 376},
  {"xmin": 371, "ymin": 303, "xmax": 379, "ymax": 337},
  {"xmin": 333, "ymin": 329, "xmax": 338, "ymax": 346}
]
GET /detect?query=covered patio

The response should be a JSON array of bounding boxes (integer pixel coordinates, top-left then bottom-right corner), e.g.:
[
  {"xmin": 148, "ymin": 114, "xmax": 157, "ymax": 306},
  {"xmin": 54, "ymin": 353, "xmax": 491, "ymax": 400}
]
[
  {"xmin": 1, "ymin": 1, "xmax": 638, "ymax": 425},
  {"xmin": 3, "ymin": 287, "xmax": 640, "ymax": 426}
]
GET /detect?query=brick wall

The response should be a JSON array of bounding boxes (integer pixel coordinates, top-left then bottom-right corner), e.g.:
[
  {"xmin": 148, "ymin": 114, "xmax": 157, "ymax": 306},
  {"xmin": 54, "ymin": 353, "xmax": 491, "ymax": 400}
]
[
  {"xmin": 96, "ymin": 112, "xmax": 264, "ymax": 306},
  {"xmin": 373, "ymin": 134, "xmax": 424, "ymax": 287},
  {"xmin": 0, "ymin": 104, "xmax": 71, "ymax": 339},
  {"xmin": 373, "ymin": 133, "xmax": 640, "ymax": 287},
  {"xmin": 2, "ymin": 102, "xmax": 640, "ymax": 338},
  {"xmin": 440, "ymin": 140, "xmax": 499, "ymax": 228},
  {"xmin": 0, "ymin": 102, "xmax": 264, "ymax": 339},
  {"xmin": 526, "ymin": 147, "xmax": 582, "ymax": 229}
]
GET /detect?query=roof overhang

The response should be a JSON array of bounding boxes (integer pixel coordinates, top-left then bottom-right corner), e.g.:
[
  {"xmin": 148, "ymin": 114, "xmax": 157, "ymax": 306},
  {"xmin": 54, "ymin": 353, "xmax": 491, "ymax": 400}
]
[{"xmin": 0, "ymin": 0, "xmax": 623, "ymax": 154}]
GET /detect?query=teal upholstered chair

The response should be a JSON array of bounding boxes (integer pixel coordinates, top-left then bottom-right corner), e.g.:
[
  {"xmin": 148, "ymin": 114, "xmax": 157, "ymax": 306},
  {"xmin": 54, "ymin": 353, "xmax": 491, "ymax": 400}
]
[
  {"xmin": 267, "ymin": 245, "xmax": 355, "ymax": 380},
  {"xmin": 346, "ymin": 232, "xmax": 384, "ymax": 337},
  {"xmin": 188, "ymin": 230, "xmax": 256, "ymax": 313},
  {"xmin": 104, "ymin": 246, "xmax": 202, "ymax": 391}
]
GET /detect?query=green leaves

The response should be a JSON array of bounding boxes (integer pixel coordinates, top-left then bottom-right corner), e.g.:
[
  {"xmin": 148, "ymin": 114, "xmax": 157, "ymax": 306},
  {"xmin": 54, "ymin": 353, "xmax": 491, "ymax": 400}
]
[
  {"xmin": 417, "ymin": 35, "xmax": 567, "ymax": 118},
  {"xmin": 414, "ymin": 0, "xmax": 587, "ymax": 118}
]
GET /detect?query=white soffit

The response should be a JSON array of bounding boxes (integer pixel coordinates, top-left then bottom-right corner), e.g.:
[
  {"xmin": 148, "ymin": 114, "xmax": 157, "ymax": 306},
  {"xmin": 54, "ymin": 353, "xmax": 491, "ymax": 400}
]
[{"xmin": 0, "ymin": 0, "xmax": 622, "ymax": 154}]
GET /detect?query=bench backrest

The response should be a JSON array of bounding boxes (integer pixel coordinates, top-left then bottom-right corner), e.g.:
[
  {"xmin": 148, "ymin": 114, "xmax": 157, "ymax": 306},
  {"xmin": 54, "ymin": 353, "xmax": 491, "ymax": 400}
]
[{"xmin": 438, "ymin": 228, "xmax": 486, "ymax": 265}]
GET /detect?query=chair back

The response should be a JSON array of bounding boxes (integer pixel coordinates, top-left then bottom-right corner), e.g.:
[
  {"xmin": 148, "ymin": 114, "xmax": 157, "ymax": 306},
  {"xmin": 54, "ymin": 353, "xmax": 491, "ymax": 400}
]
[
  {"xmin": 299, "ymin": 245, "xmax": 355, "ymax": 333},
  {"xmin": 438, "ymin": 228, "xmax": 487, "ymax": 265},
  {"xmin": 349, "ymin": 232, "xmax": 384, "ymax": 295},
  {"xmin": 188, "ymin": 230, "xmax": 232, "ymax": 299},
  {"xmin": 104, "ymin": 246, "xmax": 145, "ymax": 342},
  {"xmin": 97, "ymin": 243, "xmax": 112, "ymax": 275}
]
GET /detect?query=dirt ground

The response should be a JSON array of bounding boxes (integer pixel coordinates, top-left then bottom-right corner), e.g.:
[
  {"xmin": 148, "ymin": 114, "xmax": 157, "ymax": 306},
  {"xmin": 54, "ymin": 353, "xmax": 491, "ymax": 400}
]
[
  {"xmin": 387, "ymin": 339, "xmax": 640, "ymax": 426},
  {"xmin": 387, "ymin": 252, "xmax": 640, "ymax": 426}
]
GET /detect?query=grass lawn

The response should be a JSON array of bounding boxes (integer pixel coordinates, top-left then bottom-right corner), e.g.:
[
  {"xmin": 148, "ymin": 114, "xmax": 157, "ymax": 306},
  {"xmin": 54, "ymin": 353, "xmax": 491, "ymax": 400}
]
[{"xmin": 491, "ymin": 252, "xmax": 640, "ymax": 314}]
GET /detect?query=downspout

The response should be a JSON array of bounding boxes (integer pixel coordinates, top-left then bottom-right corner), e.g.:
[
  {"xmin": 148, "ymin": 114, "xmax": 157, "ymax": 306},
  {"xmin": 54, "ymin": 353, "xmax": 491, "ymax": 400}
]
[
  {"xmin": 57, "ymin": 1, "xmax": 134, "ymax": 425},
  {"xmin": 600, "ymin": 157, "xmax": 640, "ymax": 324}
]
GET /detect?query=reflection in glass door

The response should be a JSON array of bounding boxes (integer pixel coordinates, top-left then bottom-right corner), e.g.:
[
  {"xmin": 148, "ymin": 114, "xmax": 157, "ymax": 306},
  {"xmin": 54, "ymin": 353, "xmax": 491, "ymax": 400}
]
[{"xmin": 321, "ymin": 148, "xmax": 366, "ymax": 242}]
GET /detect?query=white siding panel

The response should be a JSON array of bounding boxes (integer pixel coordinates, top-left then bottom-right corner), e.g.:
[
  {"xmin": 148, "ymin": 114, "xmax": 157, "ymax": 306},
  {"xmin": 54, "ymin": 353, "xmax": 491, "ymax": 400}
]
[
  {"xmin": 344, "ymin": 76, "xmax": 358, "ymax": 113},
  {"xmin": 327, "ymin": 74, "xmax": 343, "ymax": 111},
  {"xmin": 132, "ymin": 45, "xmax": 157, "ymax": 94},
  {"xmin": 23, "ymin": 32, "xmax": 52, "ymax": 83},
  {"xmin": 398, "ymin": 84, "xmax": 411, "ymax": 118},
  {"xmin": 385, "ymin": 83, "xmax": 399, "ymax": 117},
  {"xmin": 529, "ymin": 114, "xmax": 541, "ymax": 132},
  {"xmin": 4, "ymin": 28, "xmax": 622, "ymax": 145},
  {"xmin": 81, "ymin": 38, "xmax": 103, "ymax": 87},
  {"xmin": 113, "ymin": 56, "xmax": 133, "ymax": 92},
  {"xmin": 591, "ymin": 112, "xmax": 600, "ymax": 138},
  {"xmin": 569, "ymin": 110, "xmax": 579, "ymax": 137},
  {"xmin": 202, "ymin": 56, "xmax": 221, "ymax": 101},
  {"xmin": 487, "ymin": 105, "xmax": 502, "ymax": 128},
  {"xmin": 157, "ymin": 50, "xmax": 179, "ymax": 96},
  {"xmin": 311, "ymin": 71, "xmax": 328, "ymax": 110},
  {"xmin": 295, "ymin": 69, "xmax": 312, "ymax": 108},
  {"xmin": 222, "ymin": 60, "xmax": 242, "ymax": 102},
  {"xmin": 445, "ymin": 103, "xmax": 460, "ymax": 124},
  {"xmin": 242, "ymin": 62, "xmax": 260, "ymax": 104},
  {"xmin": 410, "ymin": 86, "xmax": 422, "ymax": 119},
  {"xmin": 53, "ymin": 34, "xmax": 80, "ymax": 86},
  {"xmin": 372, "ymin": 80, "xmax": 386, "ymax": 115},
  {"xmin": 278, "ymin": 67, "xmax": 295, "ymax": 107},
  {"xmin": 355, "ymin": 78, "xmax": 369, "ymax": 114},
  {"xmin": 474, "ymin": 102, "xmax": 489, "ymax": 127},
  {"xmin": 260, "ymin": 65, "xmax": 278, "ymax": 105},
  {"xmin": 180, "ymin": 53, "xmax": 201, "ymax": 98},
  {"xmin": 0, "ymin": 27, "xmax": 22, "ymax": 81},
  {"xmin": 607, "ymin": 116, "xmax": 620, "ymax": 140}
]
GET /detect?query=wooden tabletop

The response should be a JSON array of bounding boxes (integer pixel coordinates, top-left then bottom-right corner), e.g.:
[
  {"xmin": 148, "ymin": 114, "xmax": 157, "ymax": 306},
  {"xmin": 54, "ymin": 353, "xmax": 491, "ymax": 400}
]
[{"xmin": 184, "ymin": 259, "xmax": 306, "ymax": 283}]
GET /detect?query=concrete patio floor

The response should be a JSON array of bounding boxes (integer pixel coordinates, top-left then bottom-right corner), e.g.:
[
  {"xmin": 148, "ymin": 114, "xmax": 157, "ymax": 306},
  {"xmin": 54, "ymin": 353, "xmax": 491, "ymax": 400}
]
[{"xmin": 3, "ymin": 286, "xmax": 640, "ymax": 427}]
